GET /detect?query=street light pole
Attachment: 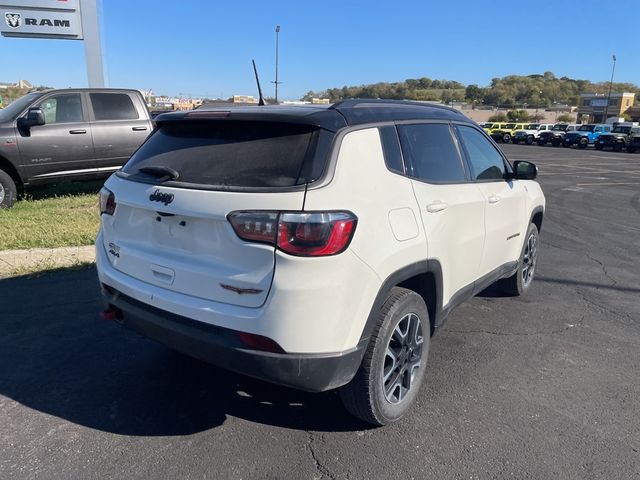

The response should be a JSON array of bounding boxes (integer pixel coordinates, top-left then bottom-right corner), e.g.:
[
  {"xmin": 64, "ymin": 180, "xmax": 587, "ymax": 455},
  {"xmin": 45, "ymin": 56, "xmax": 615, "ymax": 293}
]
[
  {"xmin": 603, "ymin": 54, "xmax": 616, "ymax": 123},
  {"xmin": 272, "ymin": 25, "xmax": 282, "ymax": 103}
]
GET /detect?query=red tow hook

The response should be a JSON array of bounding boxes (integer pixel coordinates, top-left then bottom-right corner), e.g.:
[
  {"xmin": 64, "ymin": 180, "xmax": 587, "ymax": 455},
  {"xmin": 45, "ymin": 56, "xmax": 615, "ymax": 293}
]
[{"xmin": 100, "ymin": 306, "xmax": 123, "ymax": 321}]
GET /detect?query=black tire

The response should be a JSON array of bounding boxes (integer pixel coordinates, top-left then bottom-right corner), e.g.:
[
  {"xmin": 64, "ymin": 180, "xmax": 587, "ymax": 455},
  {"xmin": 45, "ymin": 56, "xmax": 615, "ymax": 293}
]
[
  {"xmin": 503, "ymin": 133, "xmax": 511, "ymax": 143},
  {"xmin": 578, "ymin": 137, "xmax": 588, "ymax": 149},
  {"xmin": 526, "ymin": 136, "xmax": 534, "ymax": 145},
  {"xmin": 537, "ymin": 139, "xmax": 545, "ymax": 146},
  {"xmin": 595, "ymin": 143, "xmax": 603, "ymax": 150},
  {"xmin": 628, "ymin": 147, "xmax": 636, "ymax": 154},
  {"xmin": 499, "ymin": 223, "xmax": 539, "ymax": 296},
  {"xmin": 613, "ymin": 142, "xmax": 623, "ymax": 152},
  {"xmin": 340, "ymin": 287, "xmax": 430, "ymax": 426},
  {"xmin": 0, "ymin": 169, "xmax": 17, "ymax": 209}
]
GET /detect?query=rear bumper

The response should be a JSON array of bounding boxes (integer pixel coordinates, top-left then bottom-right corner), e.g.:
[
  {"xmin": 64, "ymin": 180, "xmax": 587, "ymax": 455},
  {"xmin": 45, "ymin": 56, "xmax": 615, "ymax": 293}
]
[{"xmin": 101, "ymin": 285, "xmax": 366, "ymax": 392}]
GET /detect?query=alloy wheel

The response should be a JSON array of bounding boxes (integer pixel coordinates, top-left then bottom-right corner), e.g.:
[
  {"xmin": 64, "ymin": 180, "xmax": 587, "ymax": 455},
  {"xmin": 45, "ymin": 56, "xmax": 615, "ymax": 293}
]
[
  {"xmin": 522, "ymin": 232, "xmax": 538, "ymax": 287},
  {"xmin": 383, "ymin": 313, "xmax": 424, "ymax": 404}
]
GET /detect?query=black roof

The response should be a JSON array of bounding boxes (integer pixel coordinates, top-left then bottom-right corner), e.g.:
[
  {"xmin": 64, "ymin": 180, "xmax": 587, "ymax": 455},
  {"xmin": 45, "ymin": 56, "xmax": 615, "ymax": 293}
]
[{"xmin": 154, "ymin": 99, "xmax": 470, "ymax": 132}]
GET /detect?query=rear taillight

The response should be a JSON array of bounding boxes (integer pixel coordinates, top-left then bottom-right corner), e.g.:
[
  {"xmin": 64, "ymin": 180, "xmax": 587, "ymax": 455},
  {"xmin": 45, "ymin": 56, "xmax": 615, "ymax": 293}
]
[
  {"xmin": 99, "ymin": 187, "xmax": 116, "ymax": 215},
  {"xmin": 228, "ymin": 211, "xmax": 357, "ymax": 257}
]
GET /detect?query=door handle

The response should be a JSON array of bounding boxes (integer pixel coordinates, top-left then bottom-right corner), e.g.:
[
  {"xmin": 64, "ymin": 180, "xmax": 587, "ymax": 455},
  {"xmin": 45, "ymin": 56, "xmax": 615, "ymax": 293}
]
[
  {"xmin": 488, "ymin": 195, "xmax": 501, "ymax": 204},
  {"xmin": 69, "ymin": 129, "xmax": 87, "ymax": 134},
  {"xmin": 426, "ymin": 201, "xmax": 448, "ymax": 213},
  {"xmin": 132, "ymin": 126, "xmax": 148, "ymax": 131}
]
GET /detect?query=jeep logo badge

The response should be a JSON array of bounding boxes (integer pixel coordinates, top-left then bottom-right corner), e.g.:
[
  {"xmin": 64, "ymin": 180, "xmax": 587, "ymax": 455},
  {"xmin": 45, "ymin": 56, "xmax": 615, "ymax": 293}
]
[
  {"xmin": 5, "ymin": 12, "xmax": 20, "ymax": 29},
  {"xmin": 149, "ymin": 189, "xmax": 174, "ymax": 205}
]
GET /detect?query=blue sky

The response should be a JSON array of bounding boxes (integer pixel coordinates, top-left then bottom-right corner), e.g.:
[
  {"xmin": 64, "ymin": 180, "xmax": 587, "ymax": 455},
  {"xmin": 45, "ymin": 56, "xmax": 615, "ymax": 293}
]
[{"xmin": 1, "ymin": 0, "xmax": 637, "ymax": 100}]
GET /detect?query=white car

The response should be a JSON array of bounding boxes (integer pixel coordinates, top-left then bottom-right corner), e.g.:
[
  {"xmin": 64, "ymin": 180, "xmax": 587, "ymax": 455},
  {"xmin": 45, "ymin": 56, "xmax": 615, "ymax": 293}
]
[
  {"xmin": 96, "ymin": 99, "xmax": 546, "ymax": 425},
  {"xmin": 512, "ymin": 123, "xmax": 555, "ymax": 144}
]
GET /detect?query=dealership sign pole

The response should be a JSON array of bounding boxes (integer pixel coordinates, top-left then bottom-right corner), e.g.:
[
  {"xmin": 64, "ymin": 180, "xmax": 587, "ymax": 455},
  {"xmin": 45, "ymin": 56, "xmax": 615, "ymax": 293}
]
[{"xmin": 0, "ymin": 0, "xmax": 105, "ymax": 87}]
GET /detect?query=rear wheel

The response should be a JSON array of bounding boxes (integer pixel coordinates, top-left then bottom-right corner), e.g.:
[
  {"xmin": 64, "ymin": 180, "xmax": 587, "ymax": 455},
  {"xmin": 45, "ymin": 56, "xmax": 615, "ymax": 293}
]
[
  {"xmin": 628, "ymin": 146, "xmax": 636, "ymax": 153},
  {"xmin": 499, "ymin": 223, "xmax": 539, "ymax": 296},
  {"xmin": 595, "ymin": 143, "xmax": 603, "ymax": 150},
  {"xmin": 503, "ymin": 133, "xmax": 511, "ymax": 143},
  {"xmin": 613, "ymin": 141, "xmax": 623, "ymax": 152},
  {"xmin": 578, "ymin": 137, "xmax": 588, "ymax": 149},
  {"xmin": 526, "ymin": 136, "xmax": 534, "ymax": 145},
  {"xmin": 537, "ymin": 139, "xmax": 545, "ymax": 146},
  {"xmin": 0, "ymin": 169, "xmax": 17, "ymax": 209},
  {"xmin": 340, "ymin": 287, "xmax": 430, "ymax": 426}
]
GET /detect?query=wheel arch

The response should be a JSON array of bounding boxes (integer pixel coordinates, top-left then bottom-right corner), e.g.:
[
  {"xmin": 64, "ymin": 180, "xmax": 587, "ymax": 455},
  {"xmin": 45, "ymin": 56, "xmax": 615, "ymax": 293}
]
[
  {"xmin": 0, "ymin": 155, "xmax": 24, "ymax": 190},
  {"xmin": 530, "ymin": 206, "xmax": 544, "ymax": 233},
  {"xmin": 359, "ymin": 260, "xmax": 443, "ymax": 344}
]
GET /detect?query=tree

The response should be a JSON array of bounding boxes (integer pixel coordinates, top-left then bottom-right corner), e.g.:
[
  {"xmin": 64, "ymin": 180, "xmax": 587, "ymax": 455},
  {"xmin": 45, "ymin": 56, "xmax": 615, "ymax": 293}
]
[
  {"xmin": 488, "ymin": 113, "xmax": 508, "ymax": 122},
  {"xmin": 507, "ymin": 109, "xmax": 532, "ymax": 121},
  {"xmin": 465, "ymin": 84, "xmax": 485, "ymax": 103},
  {"xmin": 557, "ymin": 113, "xmax": 575, "ymax": 123}
]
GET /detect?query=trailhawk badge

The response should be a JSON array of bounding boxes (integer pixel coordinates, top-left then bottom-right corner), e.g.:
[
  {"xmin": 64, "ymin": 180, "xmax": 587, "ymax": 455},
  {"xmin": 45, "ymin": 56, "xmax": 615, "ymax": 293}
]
[{"xmin": 5, "ymin": 12, "xmax": 20, "ymax": 28}]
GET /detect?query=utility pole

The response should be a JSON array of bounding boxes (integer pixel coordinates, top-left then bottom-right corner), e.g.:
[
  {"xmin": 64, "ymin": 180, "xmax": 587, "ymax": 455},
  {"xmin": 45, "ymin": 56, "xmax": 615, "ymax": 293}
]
[
  {"xmin": 603, "ymin": 54, "xmax": 616, "ymax": 123},
  {"xmin": 272, "ymin": 25, "xmax": 282, "ymax": 103}
]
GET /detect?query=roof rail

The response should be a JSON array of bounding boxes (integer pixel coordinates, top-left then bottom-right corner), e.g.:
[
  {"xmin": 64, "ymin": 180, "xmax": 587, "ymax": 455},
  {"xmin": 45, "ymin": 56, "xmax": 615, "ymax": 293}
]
[{"xmin": 330, "ymin": 98, "xmax": 461, "ymax": 113}]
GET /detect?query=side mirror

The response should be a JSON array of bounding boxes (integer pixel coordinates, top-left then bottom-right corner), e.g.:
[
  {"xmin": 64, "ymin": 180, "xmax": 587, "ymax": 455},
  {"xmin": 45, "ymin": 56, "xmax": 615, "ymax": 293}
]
[
  {"xmin": 18, "ymin": 107, "xmax": 45, "ymax": 129},
  {"xmin": 513, "ymin": 160, "xmax": 537, "ymax": 180}
]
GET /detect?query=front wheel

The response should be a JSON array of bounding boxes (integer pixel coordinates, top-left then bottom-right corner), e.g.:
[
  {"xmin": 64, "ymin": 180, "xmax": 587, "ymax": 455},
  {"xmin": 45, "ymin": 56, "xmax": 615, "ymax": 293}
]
[
  {"xmin": 578, "ymin": 137, "xmax": 588, "ymax": 149},
  {"xmin": 595, "ymin": 143, "xmax": 603, "ymax": 150},
  {"xmin": 628, "ymin": 147, "xmax": 636, "ymax": 154},
  {"xmin": 537, "ymin": 139, "xmax": 545, "ymax": 146},
  {"xmin": 503, "ymin": 133, "xmax": 511, "ymax": 143},
  {"xmin": 340, "ymin": 287, "xmax": 430, "ymax": 426},
  {"xmin": 526, "ymin": 136, "xmax": 534, "ymax": 145},
  {"xmin": 0, "ymin": 169, "xmax": 17, "ymax": 209},
  {"xmin": 499, "ymin": 223, "xmax": 539, "ymax": 296},
  {"xmin": 613, "ymin": 142, "xmax": 623, "ymax": 152}
]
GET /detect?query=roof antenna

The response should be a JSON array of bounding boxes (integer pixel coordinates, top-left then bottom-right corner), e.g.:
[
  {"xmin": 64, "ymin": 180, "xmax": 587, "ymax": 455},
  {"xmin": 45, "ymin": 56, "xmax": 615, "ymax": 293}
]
[{"xmin": 252, "ymin": 59, "xmax": 266, "ymax": 106}]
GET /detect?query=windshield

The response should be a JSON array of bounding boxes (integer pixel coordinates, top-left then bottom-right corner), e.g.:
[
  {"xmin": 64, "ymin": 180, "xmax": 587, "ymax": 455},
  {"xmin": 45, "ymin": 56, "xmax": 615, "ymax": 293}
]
[
  {"xmin": 578, "ymin": 125, "xmax": 596, "ymax": 132},
  {"xmin": 612, "ymin": 127, "xmax": 631, "ymax": 134},
  {"xmin": 0, "ymin": 92, "xmax": 43, "ymax": 123}
]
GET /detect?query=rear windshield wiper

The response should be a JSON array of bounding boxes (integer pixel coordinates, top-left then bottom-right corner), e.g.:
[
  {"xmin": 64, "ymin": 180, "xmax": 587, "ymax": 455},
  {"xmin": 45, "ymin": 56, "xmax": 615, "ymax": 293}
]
[{"xmin": 137, "ymin": 166, "xmax": 180, "ymax": 182}]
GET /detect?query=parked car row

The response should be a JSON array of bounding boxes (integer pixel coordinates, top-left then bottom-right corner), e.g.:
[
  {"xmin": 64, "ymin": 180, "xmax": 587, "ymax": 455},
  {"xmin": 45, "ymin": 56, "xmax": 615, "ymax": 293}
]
[{"xmin": 479, "ymin": 121, "xmax": 640, "ymax": 152}]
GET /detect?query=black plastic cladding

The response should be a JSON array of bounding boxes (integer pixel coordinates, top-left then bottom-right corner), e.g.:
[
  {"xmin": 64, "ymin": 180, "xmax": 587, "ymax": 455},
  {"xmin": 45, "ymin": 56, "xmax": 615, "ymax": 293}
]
[{"xmin": 153, "ymin": 99, "xmax": 471, "ymax": 132}]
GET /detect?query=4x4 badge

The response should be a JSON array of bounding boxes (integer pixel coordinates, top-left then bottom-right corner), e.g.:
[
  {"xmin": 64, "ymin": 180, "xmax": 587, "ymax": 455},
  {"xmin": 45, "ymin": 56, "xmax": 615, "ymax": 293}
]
[{"xmin": 149, "ymin": 189, "xmax": 174, "ymax": 205}]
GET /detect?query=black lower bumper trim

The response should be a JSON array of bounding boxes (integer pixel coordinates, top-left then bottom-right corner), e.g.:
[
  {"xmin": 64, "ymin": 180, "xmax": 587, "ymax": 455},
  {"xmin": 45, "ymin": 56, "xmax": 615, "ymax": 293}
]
[{"xmin": 101, "ymin": 286, "xmax": 366, "ymax": 393}]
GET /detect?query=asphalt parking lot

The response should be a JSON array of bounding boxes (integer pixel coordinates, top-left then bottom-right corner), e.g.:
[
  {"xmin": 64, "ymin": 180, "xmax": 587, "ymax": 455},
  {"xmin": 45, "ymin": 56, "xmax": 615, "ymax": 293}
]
[{"xmin": 1, "ymin": 144, "xmax": 639, "ymax": 479}]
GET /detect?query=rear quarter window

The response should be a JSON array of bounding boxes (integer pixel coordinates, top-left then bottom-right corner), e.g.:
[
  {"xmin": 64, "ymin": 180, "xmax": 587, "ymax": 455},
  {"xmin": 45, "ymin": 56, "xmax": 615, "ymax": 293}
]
[
  {"xmin": 122, "ymin": 121, "xmax": 327, "ymax": 189},
  {"xmin": 90, "ymin": 93, "xmax": 139, "ymax": 121}
]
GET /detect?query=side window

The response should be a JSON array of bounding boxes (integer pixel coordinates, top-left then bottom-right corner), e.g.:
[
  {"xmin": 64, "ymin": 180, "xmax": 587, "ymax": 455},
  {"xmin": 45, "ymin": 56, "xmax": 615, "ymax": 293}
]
[
  {"xmin": 457, "ymin": 125, "xmax": 506, "ymax": 181},
  {"xmin": 38, "ymin": 93, "xmax": 83, "ymax": 124},
  {"xmin": 397, "ymin": 123, "xmax": 466, "ymax": 183},
  {"xmin": 90, "ymin": 93, "xmax": 139, "ymax": 121},
  {"xmin": 379, "ymin": 126, "xmax": 404, "ymax": 174}
]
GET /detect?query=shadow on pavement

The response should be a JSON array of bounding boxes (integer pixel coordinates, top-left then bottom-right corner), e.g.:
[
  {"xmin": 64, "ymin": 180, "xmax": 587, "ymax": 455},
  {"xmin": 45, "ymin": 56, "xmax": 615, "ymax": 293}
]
[{"xmin": 0, "ymin": 267, "xmax": 366, "ymax": 436}]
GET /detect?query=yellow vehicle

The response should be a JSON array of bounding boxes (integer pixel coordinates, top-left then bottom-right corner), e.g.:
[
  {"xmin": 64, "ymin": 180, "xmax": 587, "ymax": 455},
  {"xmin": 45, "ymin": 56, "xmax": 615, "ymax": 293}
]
[
  {"xmin": 484, "ymin": 122, "xmax": 507, "ymax": 134},
  {"xmin": 490, "ymin": 122, "xmax": 528, "ymax": 143}
]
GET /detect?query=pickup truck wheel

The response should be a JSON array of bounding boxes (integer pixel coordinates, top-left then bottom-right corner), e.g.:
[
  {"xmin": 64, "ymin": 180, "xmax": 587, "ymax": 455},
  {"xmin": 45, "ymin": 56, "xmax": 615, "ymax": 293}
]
[
  {"xmin": 578, "ymin": 137, "xmax": 588, "ymax": 149},
  {"xmin": 499, "ymin": 223, "xmax": 539, "ymax": 296},
  {"xmin": 339, "ymin": 287, "xmax": 430, "ymax": 426},
  {"xmin": 0, "ymin": 169, "xmax": 17, "ymax": 209},
  {"xmin": 526, "ymin": 136, "xmax": 534, "ymax": 145},
  {"xmin": 502, "ymin": 133, "xmax": 511, "ymax": 143}
]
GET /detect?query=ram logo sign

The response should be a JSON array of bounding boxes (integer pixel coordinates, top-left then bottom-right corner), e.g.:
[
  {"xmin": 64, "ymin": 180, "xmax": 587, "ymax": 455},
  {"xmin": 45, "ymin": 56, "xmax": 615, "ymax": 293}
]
[
  {"xmin": 0, "ymin": 6, "xmax": 82, "ymax": 39},
  {"xmin": 4, "ymin": 12, "xmax": 19, "ymax": 28}
]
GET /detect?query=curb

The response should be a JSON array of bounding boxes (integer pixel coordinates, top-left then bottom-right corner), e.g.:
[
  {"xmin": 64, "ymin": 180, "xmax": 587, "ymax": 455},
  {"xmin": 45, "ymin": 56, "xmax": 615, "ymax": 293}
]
[{"xmin": 0, "ymin": 245, "xmax": 95, "ymax": 278}]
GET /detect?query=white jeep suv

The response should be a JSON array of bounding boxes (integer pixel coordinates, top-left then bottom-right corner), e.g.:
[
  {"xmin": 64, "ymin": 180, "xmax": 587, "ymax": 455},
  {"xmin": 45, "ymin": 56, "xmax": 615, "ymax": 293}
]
[{"xmin": 96, "ymin": 100, "xmax": 545, "ymax": 425}]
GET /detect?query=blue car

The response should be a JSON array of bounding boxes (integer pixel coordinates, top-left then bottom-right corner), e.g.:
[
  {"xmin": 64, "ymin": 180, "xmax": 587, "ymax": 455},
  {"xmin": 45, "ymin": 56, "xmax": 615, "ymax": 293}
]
[{"xmin": 563, "ymin": 124, "xmax": 612, "ymax": 149}]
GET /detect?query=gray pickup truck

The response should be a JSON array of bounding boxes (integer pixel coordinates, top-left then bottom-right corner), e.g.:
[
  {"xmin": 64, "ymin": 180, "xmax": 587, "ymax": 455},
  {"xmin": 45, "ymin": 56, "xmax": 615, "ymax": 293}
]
[{"xmin": 0, "ymin": 88, "xmax": 152, "ymax": 208}]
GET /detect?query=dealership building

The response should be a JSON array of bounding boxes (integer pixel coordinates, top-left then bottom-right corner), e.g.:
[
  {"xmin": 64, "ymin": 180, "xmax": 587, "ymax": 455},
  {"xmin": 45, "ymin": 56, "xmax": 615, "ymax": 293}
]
[{"xmin": 577, "ymin": 92, "xmax": 636, "ymax": 123}]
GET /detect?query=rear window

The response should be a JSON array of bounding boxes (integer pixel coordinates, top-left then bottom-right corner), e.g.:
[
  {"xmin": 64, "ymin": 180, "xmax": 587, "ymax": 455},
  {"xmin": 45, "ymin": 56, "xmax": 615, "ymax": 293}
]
[
  {"xmin": 90, "ymin": 93, "xmax": 139, "ymax": 121},
  {"xmin": 122, "ymin": 121, "xmax": 326, "ymax": 189}
]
